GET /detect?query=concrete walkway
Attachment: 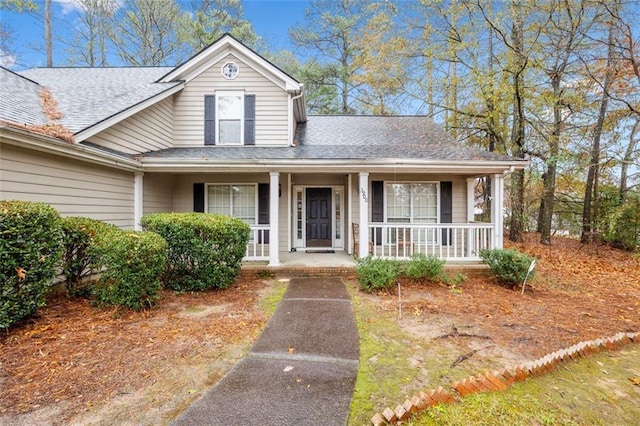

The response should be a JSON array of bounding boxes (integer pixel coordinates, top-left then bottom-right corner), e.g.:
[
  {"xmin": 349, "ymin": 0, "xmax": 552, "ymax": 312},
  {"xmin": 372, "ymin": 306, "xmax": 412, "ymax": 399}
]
[{"xmin": 172, "ymin": 277, "xmax": 360, "ymax": 426}]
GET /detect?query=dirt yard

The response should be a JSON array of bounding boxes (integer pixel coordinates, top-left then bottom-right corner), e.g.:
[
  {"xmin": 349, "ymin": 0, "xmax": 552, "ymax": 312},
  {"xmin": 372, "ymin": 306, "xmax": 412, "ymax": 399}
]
[{"xmin": 1, "ymin": 234, "xmax": 639, "ymax": 425}]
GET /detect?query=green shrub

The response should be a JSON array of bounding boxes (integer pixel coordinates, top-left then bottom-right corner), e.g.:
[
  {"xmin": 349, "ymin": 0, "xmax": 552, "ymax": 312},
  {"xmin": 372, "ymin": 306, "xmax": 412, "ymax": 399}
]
[
  {"xmin": 600, "ymin": 191, "xmax": 640, "ymax": 251},
  {"xmin": 1, "ymin": 200, "xmax": 63, "ymax": 329},
  {"xmin": 141, "ymin": 213, "xmax": 250, "ymax": 291},
  {"xmin": 479, "ymin": 248, "xmax": 536, "ymax": 287},
  {"xmin": 61, "ymin": 216, "xmax": 117, "ymax": 296},
  {"xmin": 402, "ymin": 253, "xmax": 445, "ymax": 281},
  {"xmin": 356, "ymin": 257, "xmax": 402, "ymax": 292},
  {"xmin": 92, "ymin": 229, "xmax": 167, "ymax": 310}
]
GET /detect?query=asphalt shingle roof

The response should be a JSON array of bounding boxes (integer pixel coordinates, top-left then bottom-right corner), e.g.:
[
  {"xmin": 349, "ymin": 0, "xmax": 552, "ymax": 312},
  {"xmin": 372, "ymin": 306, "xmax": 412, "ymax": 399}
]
[
  {"xmin": 139, "ymin": 116, "xmax": 520, "ymax": 162},
  {"xmin": 0, "ymin": 66, "xmax": 47, "ymax": 126},
  {"xmin": 17, "ymin": 67, "xmax": 178, "ymax": 133}
]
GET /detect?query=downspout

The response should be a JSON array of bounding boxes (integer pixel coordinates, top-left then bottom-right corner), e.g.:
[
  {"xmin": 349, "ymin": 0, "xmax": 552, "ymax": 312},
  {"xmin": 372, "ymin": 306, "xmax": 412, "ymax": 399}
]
[{"xmin": 289, "ymin": 90, "xmax": 305, "ymax": 147}]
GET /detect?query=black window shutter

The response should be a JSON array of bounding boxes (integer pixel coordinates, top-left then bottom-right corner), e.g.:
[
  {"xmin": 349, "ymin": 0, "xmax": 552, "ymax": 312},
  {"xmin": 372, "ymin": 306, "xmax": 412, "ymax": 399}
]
[
  {"xmin": 440, "ymin": 181, "xmax": 453, "ymax": 245},
  {"xmin": 244, "ymin": 94, "xmax": 256, "ymax": 145},
  {"xmin": 371, "ymin": 181, "xmax": 384, "ymax": 245},
  {"xmin": 204, "ymin": 95, "xmax": 216, "ymax": 145},
  {"xmin": 194, "ymin": 183, "xmax": 205, "ymax": 212},
  {"xmin": 258, "ymin": 183, "xmax": 269, "ymax": 243}
]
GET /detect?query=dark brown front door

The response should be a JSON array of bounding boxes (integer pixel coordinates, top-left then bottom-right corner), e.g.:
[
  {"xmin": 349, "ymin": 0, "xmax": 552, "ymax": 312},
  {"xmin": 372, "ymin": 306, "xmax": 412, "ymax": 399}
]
[{"xmin": 306, "ymin": 188, "xmax": 332, "ymax": 247}]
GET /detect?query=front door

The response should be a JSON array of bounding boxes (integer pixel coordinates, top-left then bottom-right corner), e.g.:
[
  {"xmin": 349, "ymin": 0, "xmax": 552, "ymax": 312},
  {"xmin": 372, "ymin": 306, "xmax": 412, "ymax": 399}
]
[{"xmin": 306, "ymin": 188, "xmax": 332, "ymax": 247}]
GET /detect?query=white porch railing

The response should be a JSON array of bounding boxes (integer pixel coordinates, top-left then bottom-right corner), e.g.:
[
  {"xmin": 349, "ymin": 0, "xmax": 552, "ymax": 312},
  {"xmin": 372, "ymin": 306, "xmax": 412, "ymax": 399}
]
[
  {"xmin": 367, "ymin": 223, "xmax": 496, "ymax": 260},
  {"xmin": 245, "ymin": 225, "xmax": 270, "ymax": 261}
]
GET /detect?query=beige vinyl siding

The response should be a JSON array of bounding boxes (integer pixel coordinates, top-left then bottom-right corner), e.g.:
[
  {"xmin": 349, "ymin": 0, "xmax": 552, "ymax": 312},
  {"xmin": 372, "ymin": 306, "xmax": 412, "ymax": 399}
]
[
  {"xmin": 87, "ymin": 97, "xmax": 174, "ymax": 155},
  {"xmin": 173, "ymin": 53, "xmax": 289, "ymax": 147},
  {"xmin": 143, "ymin": 173, "xmax": 174, "ymax": 214},
  {"xmin": 0, "ymin": 143, "xmax": 134, "ymax": 228}
]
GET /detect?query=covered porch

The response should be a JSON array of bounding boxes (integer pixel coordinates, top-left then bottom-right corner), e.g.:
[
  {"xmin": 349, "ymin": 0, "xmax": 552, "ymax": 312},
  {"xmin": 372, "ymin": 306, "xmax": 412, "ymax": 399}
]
[{"xmin": 241, "ymin": 171, "xmax": 506, "ymax": 264}]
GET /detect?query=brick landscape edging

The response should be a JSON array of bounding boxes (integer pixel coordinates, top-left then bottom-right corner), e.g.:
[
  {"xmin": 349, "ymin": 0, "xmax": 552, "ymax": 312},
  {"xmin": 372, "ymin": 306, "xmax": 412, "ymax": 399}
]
[{"xmin": 371, "ymin": 331, "xmax": 640, "ymax": 425}]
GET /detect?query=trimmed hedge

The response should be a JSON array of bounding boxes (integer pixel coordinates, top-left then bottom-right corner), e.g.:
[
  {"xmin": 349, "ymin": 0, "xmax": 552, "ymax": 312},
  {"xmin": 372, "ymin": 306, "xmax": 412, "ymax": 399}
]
[
  {"xmin": 1, "ymin": 200, "xmax": 63, "ymax": 329},
  {"xmin": 61, "ymin": 216, "xmax": 117, "ymax": 296},
  {"xmin": 356, "ymin": 254, "xmax": 460, "ymax": 292},
  {"xmin": 92, "ymin": 229, "xmax": 167, "ymax": 310},
  {"xmin": 479, "ymin": 248, "xmax": 536, "ymax": 287},
  {"xmin": 141, "ymin": 213, "xmax": 250, "ymax": 291}
]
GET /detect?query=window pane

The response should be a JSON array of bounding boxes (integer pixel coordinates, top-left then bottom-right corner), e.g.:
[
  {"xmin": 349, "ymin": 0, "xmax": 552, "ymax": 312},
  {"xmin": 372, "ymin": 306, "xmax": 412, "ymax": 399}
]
[
  {"xmin": 218, "ymin": 95, "xmax": 242, "ymax": 119},
  {"xmin": 386, "ymin": 183, "xmax": 410, "ymax": 220},
  {"xmin": 219, "ymin": 119, "xmax": 241, "ymax": 144},
  {"xmin": 208, "ymin": 185, "xmax": 230, "ymax": 215},
  {"xmin": 413, "ymin": 183, "xmax": 438, "ymax": 220},
  {"xmin": 232, "ymin": 185, "xmax": 256, "ymax": 225}
]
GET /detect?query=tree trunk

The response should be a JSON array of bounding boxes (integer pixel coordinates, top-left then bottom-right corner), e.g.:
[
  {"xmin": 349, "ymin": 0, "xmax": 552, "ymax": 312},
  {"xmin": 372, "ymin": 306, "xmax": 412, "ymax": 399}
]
[
  {"xmin": 45, "ymin": 0, "xmax": 52, "ymax": 67},
  {"xmin": 620, "ymin": 118, "xmax": 640, "ymax": 203},
  {"xmin": 581, "ymin": 6, "xmax": 616, "ymax": 243},
  {"xmin": 509, "ymin": 4, "xmax": 526, "ymax": 243},
  {"xmin": 539, "ymin": 76, "xmax": 561, "ymax": 245}
]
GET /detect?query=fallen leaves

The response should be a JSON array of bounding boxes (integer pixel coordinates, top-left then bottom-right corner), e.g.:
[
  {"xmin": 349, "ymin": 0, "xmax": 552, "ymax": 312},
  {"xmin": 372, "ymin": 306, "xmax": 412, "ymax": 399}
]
[{"xmin": 0, "ymin": 277, "xmax": 269, "ymax": 421}]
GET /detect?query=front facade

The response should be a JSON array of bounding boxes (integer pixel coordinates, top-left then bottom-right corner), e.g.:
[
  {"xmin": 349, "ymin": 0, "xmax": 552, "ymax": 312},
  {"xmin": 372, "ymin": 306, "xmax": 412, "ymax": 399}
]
[{"xmin": 0, "ymin": 35, "xmax": 526, "ymax": 266}]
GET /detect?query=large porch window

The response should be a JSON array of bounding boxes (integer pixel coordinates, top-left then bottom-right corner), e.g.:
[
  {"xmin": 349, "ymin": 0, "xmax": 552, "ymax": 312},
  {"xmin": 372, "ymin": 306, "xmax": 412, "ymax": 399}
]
[
  {"xmin": 386, "ymin": 182, "xmax": 439, "ymax": 242},
  {"xmin": 207, "ymin": 184, "xmax": 257, "ymax": 224}
]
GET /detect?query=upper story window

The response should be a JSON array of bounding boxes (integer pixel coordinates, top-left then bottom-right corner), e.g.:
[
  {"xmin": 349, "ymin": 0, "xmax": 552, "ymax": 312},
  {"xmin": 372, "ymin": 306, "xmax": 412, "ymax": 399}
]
[
  {"xmin": 204, "ymin": 92, "xmax": 255, "ymax": 146},
  {"xmin": 218, "ymin": 91, "xmax": 243, "ymax": 145}
]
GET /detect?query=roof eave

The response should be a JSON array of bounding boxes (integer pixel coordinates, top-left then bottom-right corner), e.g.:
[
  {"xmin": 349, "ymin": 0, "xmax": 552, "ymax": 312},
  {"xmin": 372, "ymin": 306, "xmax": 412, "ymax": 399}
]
[
  {"xmin": 138, "ymin": 157, "xmax": 528, "ymax": 174},
  {"xmin": 0, "ymin": 124, "xmax": 141, "ymax": 171}
]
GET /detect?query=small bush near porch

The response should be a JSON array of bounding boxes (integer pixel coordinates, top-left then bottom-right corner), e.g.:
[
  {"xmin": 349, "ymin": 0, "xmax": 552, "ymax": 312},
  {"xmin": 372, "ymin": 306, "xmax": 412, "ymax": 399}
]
[
  {"xmin": 141, "ymin": 213, "xmax": 250, "ymax": 291},
  {"xmin": 479, "ymin": 248, "xmax": 536, "ymax": 287},
  {"xmin": 356, "ymin": 254, "xmax": 445, "ymax": 292}
]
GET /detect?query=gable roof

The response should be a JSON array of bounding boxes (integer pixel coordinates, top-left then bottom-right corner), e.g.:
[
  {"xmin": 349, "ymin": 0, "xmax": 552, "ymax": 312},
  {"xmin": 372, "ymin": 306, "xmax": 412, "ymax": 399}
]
[
  {"xmin": 0, "ymin": 66, "xmax": 47, "ymax": 126},
  {"xmin": 138, "ymin": 115, "xmax": 525, "ymax": 172},
  {"xmin": 17, "ymin": 67, "xmax": 182, "ymax": 139},
  {"xmin": 158, "ymin": 33, "xmax": 301, "ymax": 92}
]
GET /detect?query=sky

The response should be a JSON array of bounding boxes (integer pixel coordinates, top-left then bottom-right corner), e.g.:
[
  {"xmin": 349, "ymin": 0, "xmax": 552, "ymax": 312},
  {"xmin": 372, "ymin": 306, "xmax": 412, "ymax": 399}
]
[{"xmin": 0, "ymin": 0, "xmax": 310, "ymax": 70}]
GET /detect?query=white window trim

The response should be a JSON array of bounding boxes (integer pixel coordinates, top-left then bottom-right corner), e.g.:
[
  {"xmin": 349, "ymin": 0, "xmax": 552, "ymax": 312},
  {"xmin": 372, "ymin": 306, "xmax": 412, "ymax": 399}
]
[
  {"xmin": 215, "ymin": 90, "xmax": 244, "ymax": 145},
  {"xmin": 205, "ymin": 183, "xmax": 258, "ymax": 225}
]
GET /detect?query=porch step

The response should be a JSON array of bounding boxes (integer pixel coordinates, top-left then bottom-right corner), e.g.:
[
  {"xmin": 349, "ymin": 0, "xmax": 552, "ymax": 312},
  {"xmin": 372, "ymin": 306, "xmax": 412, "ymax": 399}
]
[{"xmin": 240, "ymin": 265, "xmax": 356, "ymax": 277}]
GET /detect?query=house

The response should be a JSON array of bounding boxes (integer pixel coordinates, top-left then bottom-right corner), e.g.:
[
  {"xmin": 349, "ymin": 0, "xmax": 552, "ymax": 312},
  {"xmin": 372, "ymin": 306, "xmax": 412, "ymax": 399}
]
[{"xmin": 0, "ymin": 34, "xmax": 526, "ymax": 266}]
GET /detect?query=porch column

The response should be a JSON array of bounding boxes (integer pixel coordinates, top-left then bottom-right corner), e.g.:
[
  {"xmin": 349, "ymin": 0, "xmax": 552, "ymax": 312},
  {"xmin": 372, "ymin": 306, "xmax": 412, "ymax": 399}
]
[
  {"xmin": 358, "ymin": 172, "xmax": 369, "ymax": 258},
  {"xmin": 269, "ymin": 172, "xmax": 280, "ymax": 266},
  {"xmin": 134, "ymin": 172, "xmax": 144, "ymax": 231},
  {"xmin": 466, "ymin": 178, "xmax": 475, "ymax": 257},
  {"xmin": 347, "ymin": 173, "xmax": 353, "ymax": 255},
  {"xmin": 491, "ymin": 174, "xmax": 504, "ymax": 249}
]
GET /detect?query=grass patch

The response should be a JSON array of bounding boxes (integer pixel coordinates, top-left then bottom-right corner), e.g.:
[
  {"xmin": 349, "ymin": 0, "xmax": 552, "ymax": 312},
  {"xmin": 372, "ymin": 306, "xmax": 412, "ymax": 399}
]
[
  {"xmin": 406, "ymin": 346, "xmax": 640, "ymax": 425},
  {"xmin": 258, "ymin": 278, "xmax": 288, "ymax": 316},
  {"xmin": 346, "ymin": 282, "xmax": 479, "ymax": 425}
]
